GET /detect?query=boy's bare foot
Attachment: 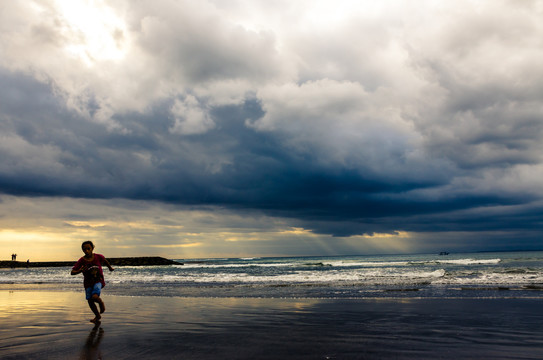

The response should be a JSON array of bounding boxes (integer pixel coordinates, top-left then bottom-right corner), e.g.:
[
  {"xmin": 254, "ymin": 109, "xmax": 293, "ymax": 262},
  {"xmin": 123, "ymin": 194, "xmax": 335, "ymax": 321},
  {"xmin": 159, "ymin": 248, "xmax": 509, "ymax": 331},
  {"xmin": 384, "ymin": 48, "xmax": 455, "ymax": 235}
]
[
  {"xmin": 97, "ymin": 298, "xmax": 106, "ymax": 313},
  {"xmin": 90, "ymin": 316, "xmax": 101, "ymax": 324}
]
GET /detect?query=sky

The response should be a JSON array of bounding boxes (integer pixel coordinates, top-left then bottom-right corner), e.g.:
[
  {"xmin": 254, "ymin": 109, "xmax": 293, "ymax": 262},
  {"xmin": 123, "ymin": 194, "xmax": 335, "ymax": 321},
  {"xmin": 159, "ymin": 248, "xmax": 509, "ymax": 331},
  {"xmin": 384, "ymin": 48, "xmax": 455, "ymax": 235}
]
[{"xmin": 1, "ymin": 0, "xmax": 543, "ymax": 261}]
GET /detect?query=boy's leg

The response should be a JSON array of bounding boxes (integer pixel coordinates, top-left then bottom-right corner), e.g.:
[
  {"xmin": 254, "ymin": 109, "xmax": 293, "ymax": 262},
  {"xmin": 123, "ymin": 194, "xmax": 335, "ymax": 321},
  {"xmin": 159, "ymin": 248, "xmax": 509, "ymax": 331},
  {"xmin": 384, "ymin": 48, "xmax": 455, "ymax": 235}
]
[
  {"xmin": 92, "ymin": 283, "xmax": 105, "ymax": 313},
  {"xmin": 86, "ymin": 283, "xmax": 103, "ymax": 323},
  {"xmin": 87, "ymin": 299, "xmax": 101, "ymax": 322},
  {"xmin": 92, "ymin": 294, "xmax": 106, "ymax": 314}
]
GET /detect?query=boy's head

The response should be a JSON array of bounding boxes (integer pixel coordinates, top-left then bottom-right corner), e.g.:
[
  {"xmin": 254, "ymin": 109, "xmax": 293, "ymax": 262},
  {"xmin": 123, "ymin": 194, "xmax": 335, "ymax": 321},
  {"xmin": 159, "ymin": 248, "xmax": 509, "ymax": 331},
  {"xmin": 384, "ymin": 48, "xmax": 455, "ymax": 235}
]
[{"xmin": 81, "ymin": 241, "xmax": 95, "ymax": 256}]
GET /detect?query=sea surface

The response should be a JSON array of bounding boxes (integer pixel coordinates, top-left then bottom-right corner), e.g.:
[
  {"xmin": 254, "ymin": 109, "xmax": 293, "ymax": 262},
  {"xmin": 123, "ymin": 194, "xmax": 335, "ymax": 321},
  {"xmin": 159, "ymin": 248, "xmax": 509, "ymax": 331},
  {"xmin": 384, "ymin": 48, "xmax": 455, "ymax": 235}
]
[{"xmin": 2, "ymin": 251, "xmax": 543, "ymax": 299}]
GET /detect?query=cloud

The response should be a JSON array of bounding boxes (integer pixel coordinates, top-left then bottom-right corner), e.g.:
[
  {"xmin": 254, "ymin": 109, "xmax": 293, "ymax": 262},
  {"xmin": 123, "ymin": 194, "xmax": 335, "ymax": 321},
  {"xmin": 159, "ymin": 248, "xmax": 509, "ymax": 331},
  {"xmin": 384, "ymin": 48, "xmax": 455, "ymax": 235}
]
[
  {"xmin": 170, "ymin": 96, "xmax": 215, "ymax": 135},
  {"xmin": 1, "ymin": 0, "xmax": 543, "ymax": 252}
]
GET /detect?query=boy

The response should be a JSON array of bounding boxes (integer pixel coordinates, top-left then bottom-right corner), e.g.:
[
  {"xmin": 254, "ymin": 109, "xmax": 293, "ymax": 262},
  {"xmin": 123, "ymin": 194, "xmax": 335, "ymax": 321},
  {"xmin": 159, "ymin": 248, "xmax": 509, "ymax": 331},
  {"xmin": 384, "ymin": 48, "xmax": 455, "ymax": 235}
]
[{"xmin": 71, "ymin": 241, "xmax": 115, "ymax": 323}]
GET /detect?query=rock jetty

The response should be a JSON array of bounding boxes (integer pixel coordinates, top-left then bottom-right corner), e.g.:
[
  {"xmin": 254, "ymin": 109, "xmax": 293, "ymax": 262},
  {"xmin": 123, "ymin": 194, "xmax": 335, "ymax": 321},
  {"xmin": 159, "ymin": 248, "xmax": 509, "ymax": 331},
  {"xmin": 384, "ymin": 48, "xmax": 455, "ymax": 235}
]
[{"xmin": 0, "ymin": 257, "xmax": 182, "ymax": 268}]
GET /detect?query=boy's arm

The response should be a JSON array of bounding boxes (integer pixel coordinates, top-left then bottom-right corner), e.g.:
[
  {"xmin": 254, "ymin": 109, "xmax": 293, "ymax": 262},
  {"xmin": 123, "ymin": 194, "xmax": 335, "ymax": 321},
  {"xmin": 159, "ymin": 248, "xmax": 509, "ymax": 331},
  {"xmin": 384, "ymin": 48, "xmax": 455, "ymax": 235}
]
[
  {"xmin": 103, "ymin": 257, "xmax": 115, "ymax": 271},
  {"xmin": 71, "ymin": 260, "xmax": 84, "ymax": 275}
]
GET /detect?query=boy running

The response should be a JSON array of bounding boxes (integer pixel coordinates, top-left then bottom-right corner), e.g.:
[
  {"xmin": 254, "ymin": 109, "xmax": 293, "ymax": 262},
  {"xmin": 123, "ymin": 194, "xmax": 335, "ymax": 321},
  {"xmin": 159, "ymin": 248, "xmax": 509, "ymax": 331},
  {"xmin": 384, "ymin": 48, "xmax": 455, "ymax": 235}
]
[{"xmin": 71, "ymin": 241, "xmax": 115, "ymax": 323}]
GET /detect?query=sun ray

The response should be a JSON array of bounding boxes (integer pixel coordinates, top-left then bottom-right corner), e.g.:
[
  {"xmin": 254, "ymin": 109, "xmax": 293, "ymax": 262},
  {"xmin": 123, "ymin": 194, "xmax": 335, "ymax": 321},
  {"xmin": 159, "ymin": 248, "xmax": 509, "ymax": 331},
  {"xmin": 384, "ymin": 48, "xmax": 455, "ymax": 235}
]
[{"xmin": 54, "ymin": 0, "xmax": 129, "ymax": 65}]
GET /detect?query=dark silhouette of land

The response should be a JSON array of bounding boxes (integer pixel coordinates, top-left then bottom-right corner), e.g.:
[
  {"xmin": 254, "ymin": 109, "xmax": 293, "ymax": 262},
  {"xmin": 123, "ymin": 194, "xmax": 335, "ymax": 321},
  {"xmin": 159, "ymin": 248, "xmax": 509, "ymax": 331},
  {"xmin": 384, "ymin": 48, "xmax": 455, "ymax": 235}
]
[{"xmin": 0, "ymin": 257, "xmax": 181, "ymax": 268}]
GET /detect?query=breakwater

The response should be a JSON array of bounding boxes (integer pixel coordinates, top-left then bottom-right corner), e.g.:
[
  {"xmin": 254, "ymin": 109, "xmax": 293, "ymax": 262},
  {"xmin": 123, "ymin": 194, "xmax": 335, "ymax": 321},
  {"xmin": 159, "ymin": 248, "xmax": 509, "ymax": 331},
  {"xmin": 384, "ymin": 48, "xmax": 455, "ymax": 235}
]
[{"xmin": 0, "ymin": 257, "xmax": 181, "ymax": 268}]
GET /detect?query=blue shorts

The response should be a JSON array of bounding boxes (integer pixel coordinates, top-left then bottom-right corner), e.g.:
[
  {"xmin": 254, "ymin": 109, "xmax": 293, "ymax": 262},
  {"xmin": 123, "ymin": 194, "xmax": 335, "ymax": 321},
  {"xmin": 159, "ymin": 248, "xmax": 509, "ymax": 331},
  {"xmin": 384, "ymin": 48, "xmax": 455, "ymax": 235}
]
[{"xmin": 85, "ymin": 282, "xmax": 102, "ymax": 300}]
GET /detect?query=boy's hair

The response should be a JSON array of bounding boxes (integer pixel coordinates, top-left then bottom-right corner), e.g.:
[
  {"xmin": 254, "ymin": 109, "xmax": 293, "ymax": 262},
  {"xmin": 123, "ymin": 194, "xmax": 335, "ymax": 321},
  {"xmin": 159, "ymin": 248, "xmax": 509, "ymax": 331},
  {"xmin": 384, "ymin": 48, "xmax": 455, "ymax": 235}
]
[{"xmin": 81, "ymin": 240, "xmax": 95, "ymax": 249}]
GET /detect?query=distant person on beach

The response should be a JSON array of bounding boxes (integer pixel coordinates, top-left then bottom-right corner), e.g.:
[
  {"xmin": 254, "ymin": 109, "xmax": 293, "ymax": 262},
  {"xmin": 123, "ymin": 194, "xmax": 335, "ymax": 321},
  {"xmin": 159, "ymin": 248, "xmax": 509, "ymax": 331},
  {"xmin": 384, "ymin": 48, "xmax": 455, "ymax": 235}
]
[{"xmin": 71, "ymin": 241, "xmax": 115, "ymax": 324}]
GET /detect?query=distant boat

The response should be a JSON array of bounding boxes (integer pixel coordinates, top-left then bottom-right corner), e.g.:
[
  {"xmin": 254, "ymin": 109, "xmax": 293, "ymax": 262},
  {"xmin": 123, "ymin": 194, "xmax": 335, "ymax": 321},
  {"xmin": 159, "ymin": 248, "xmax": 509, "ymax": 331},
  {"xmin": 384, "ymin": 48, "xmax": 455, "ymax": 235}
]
[{"xmin": 439, "ymin": 252, "xmax": 449, "ymax": 256}]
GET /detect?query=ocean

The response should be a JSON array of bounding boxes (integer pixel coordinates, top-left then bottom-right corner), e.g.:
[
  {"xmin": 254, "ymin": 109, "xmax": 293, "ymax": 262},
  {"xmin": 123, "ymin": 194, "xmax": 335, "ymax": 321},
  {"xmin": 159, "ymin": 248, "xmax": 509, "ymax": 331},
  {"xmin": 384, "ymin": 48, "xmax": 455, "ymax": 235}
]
[{"xmin": 2, "ymin": 251, "xmax": 543, "ymax": 299}]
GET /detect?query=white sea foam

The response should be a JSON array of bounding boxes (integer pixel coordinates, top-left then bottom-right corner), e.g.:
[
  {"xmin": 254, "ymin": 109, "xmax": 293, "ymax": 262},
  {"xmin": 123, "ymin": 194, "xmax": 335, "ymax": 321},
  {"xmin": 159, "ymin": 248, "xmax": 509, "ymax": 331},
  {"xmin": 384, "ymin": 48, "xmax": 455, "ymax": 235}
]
[
  {"xmin": 181, "ymin": 262, "xmax": 296, "ymax": 269},
  {"xmin": 397, "ymin": 269, "xmax": 446, "ymax": 278},
  {"xmin": 324, "ymin": 261, "xmax": 412, "ymax": 267},
  {"xmin": 434, "ymin": 258, "xmax": 501, "ymax": 265},
  {"xmin": 434, "ymin": 271, "xmax": 543, "ymax": 286},
  {"xmin": 179, "ymin": 258, "xmax": 500, "ymax": 269},
  {"xmin": 175, "ymin": 267, "xmax": 448, "ymax": 285}
]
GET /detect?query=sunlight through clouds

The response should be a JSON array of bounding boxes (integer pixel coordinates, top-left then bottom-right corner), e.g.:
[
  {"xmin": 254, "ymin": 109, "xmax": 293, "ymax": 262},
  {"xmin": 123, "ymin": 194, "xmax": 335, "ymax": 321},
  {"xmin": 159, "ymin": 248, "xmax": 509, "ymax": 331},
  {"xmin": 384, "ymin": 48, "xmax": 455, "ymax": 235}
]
[{"xmin": 54, "ymin": 0, "xmax": 130, "ymax": 65}]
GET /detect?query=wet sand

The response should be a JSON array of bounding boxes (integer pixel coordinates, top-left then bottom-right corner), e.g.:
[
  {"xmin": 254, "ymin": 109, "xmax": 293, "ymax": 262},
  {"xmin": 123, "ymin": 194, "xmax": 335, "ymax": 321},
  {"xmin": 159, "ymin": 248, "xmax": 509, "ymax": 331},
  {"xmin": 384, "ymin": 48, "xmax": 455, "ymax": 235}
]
[{"xmin": 1, "ymin": 290, "xmax": 542, "ymax": 359}]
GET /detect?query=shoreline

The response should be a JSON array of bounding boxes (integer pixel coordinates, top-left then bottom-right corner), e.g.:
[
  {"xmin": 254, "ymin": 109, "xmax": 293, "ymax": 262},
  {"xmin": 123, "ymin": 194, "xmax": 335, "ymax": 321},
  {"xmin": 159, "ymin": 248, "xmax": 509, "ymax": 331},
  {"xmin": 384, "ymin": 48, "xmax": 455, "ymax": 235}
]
[{"xmin": 0, "ymin": 256, "xmax": 181, "ymax": 268}]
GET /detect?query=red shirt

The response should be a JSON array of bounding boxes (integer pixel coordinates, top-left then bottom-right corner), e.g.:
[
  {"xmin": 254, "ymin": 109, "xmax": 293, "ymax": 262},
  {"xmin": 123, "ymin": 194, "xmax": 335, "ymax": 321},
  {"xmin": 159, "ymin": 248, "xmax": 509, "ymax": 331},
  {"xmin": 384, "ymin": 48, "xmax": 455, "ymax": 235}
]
[{"xmin": 72, "ymin": 253, "xmax": 107, "ymax": 289}]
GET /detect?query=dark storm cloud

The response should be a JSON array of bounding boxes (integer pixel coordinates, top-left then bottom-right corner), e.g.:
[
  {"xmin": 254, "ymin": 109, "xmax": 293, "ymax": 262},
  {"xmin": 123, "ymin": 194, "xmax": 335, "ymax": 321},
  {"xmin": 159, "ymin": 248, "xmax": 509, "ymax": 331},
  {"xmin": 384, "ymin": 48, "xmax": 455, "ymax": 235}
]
[
  {"xmin": 1, "ymin": 67, "xmax": 540, "ymax": 238},
  {"xmin": 1, "ymin": 0, "xmax": 543, "ymax": 246}
]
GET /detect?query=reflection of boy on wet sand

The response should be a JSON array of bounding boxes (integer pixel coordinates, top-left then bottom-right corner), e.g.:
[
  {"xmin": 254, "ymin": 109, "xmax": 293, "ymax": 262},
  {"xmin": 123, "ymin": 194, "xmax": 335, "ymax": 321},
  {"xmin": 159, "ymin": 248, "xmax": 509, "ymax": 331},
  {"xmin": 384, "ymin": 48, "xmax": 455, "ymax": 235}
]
[
  {"xmin": 71, "ymin": 241, "xmax": 114, "ymax": 324},
  {"xmin": 80, "ymin": 323, "xmax": 104, "ymax": 360}
]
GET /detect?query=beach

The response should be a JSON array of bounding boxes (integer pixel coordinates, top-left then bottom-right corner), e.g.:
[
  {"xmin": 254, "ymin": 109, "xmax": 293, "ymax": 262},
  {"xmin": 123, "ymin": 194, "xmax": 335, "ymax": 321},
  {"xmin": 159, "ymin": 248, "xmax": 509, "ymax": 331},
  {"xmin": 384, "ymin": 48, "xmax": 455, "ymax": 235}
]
[{"xmin": 1, "ymin": 289, "xmax": 542, "ymax": 359}]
